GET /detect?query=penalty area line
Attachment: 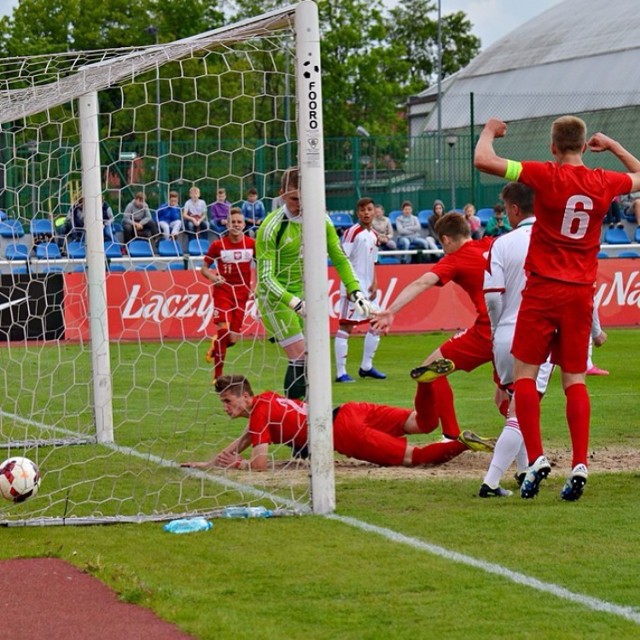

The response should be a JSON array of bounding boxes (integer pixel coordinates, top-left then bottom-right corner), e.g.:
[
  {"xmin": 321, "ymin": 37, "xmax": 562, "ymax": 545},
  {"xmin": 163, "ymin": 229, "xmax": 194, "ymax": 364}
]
[{"xmin": 328, "ymin": 513, "xmax": 640, "ymax": 626}]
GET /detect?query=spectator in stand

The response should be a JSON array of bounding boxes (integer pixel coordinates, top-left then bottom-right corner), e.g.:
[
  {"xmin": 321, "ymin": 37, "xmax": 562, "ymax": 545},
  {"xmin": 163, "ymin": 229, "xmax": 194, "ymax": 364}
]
[
  {"xmin": 463, "ymin": 203, "xmax": 482, "ymax": 239},
  {"xmin": 183, "ymin": 186, "xmax": 210, "ymax": 238},
  {"xmin": 123, "ymin": 192, "xmax": 158, "ymax": 244},
  {"xmin": 371, "ymin": 204, "xmax": 397, "ymax": 251},
  {"xmin": 396, "ymin": 200, "xmax": 433, "ymax": 264},
  {"xmin": 210, "ymin": 188, "xmax": 231, "ymax": 235},
  {"xmin": 241, "ymin": 187, "xmax": 266, "ymax": 237},
  {"xmin": 425, "ymin": 200, "xmax": 446, "ymax": 251},
  {"xmin": 604, "ymin": 196, "xmax": 624, "ymax": 229},
  {"xmin": 484, "ymin": 203, "xmax": 513, "ymax": 237},
  {"xmin": 58, "ymin": 195, "xmax": 115, "ymax": 245},
  {"xmin": 156, "ymin": 191, "xmax": 183, "ymax": 241}
]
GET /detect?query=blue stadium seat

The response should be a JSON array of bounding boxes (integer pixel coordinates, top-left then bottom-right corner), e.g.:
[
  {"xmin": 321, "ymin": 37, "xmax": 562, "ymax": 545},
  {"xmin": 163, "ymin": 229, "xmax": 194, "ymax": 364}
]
[
  {"xmin": 66, "ymin": 241, "xmax": 86, "ymax": 259},
  {"xmin": 0, "ymin": 210, "xmax": 7, "ymax": 221},
  {"xmin": 617, "ymin": 250, "xmax": 640, "ymax": 258},
  {"xmin": 108, "ymin": 263, "xmax": 127, "ymax": 272},
  {"xmin": 30, "ymin": 218, "xmax": 54, "ymax": 237},
  {"xmin": 35, "ymin": 242, "xmax": 62, "ymax": 260},
  {"xmin": 128, "ymin": 239, "xmax": 154, "ymax": 258},
  {"xmin": 187, "ymin": 238, "xmax": 210, "ymax": 256},
  {"xmin": 597, "ymin": 251, "xmax": 609, "ymax": 259},
  {"xmin": 417, "ymin": 209, "xmax": 433, "ymax": 228},
  {"xmin": 157, "ymin": 239, "xmax": 184, "ymax": 257},
  {"xmin": 104, "ymin": 242, "xmax": 125, "ymax": 259},
  {"xmin": 635, "ymin": 227, "xmax": 640, "ymax": 243},
  {"xmin": 0, "ymin": 219, "xmax": 25, "ymax": 239},
  {"xmin": 329, "ymin": 211, "xmax": 353, "ymax": 231},
  {"xmin": 604, "ymin": 227, "xmax": 630, "ymax": 244},
  {"xmin": 476, "ymin": 208, "xmax": 494, "ymax": 227},
  {"xmin": 134, "ymin": 263, "xmax": 158, "ymax": 271},
  {"xmin": 5, "ymin": 243, "xmax": 29, "ymax": 260},
  {"xmin": 378, "ymin": 255, "xmax": 401, "ymax": 265},
  {"xmin": 388, "ymin": 210, "xmax": 402, "ymax": 228}
]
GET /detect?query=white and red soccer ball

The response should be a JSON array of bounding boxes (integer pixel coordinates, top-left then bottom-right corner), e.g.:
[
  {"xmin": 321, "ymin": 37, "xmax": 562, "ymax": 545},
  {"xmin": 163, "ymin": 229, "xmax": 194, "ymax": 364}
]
[{"xmin": 0, "ymin": 457, "xmax": 41, "ymax": 503}]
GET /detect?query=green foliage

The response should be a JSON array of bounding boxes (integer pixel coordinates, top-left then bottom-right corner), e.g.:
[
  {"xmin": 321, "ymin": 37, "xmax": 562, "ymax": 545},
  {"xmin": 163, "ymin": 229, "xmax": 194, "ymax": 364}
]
[{"xmin": 0, "ymin": 0, "xmax": 480, "ymax": 138}]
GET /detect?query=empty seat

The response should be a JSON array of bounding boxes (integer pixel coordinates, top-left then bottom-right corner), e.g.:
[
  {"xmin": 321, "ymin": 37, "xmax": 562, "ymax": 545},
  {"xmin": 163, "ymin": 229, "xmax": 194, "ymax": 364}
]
[
  {"xmin": 35, "ymin": 243, "xmax": 62, "ymax": 260},
  {"xmin": 378, "ymin": 255, "xmax": 401, "ymax": 265},
  {"xmin": 30, "ymin": 218, "xmax": 54, "ymax": 237},
  {"xmin": 388, "ymin": 210, "xmax": 402, "ymax": 228},
  {"xmin": 5, "ymin": 243, "xmax": 29, "ymax": 260},
  {"xmin": 104, "ymin": 242, "xmax": 125, "ymax": 258},
  {"xmin": 417, "ymin": 209, "xmax": 433, "ymax": 228},
  {"xmin": 0, "ymin": 219, "xmax": 25, "ymax": 239},
  {"xmin": 134, "ymin": 263, "xmax": 158, "ymax": 271},
  {"xmin": 157, "ymin": 239, "xmax": 184, "ymax": 257},
  {"xmin": 635, "ymin": 227, "xmax": 640, "ymax": 243},
  {"xmin": 187, "ymin": 238, "xmax": 210, "ymax": 256},
  {"xmin": 476, "ymin": 208, "xmax": 494, "ymax": 226},
  {"xmin": 128, "ymin": 239, "xmax": 154, "ymax": 258},
  {"xmin": 617, "ymin": 250, "xmax": 640, "ymax": 258},
  {"xmin": 597, "ymin": 251, "xmax": 609, "ymax": 259},
  {"xmin": 66, "ymin": 241, "xmax": 86, "ymax": 259},
  {"xmin": 329, "ymin": 211, "xmax": 353, "ymax": 231},
  {"xmin": 604, "ymin": 227, "xmax": 630, "ymax": 244}
]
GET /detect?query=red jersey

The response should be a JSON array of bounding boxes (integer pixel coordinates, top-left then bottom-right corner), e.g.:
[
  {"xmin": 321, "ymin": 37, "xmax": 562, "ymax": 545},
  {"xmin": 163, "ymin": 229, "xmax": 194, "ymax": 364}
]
[
  {"xmin": 519, "ymin": 161, "xmax": 631, "ymax": 284},
  {"xmin": 431, "ymin": 236, "xmax": 493, "ymax": 332},
  {"xmin": 248, "ymin": 392, "xmax": 308, "ymax": 449},
  {"xmin": 204, "ymin": 235, "xmax": 255, "ymax": 288}
]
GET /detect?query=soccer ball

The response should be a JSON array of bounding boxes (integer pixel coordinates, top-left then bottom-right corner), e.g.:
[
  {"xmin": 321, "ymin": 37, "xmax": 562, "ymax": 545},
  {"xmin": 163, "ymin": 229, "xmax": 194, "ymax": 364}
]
[{"xmin": 0, "ymin": 456, "xmax": 41, "ymax": 503}]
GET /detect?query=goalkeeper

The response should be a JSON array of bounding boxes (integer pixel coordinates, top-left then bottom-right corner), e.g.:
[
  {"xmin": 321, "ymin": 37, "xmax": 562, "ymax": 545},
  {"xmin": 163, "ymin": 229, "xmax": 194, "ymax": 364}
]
[
  {"xmin": 256, "ymin": 167, "xmax": 371, "ymax": 401},
  {"xmin": 180, "ymin": 375, "xmax": 493, "ymax": 471}
]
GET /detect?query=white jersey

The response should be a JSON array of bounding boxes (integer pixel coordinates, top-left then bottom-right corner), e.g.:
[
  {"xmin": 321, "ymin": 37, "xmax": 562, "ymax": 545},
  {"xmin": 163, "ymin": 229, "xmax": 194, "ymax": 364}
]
[
  {"xmin": 338, "ymin": 223, "xmax": 378, "ymax": 322},
  {"xmin": 483, "ymin": 218, "xmax": 534, "ymax": 329},
  {"xmin": 339, "ymin": 223, "xmax": 378, "ymax": 296},
  {"xmin": 484, "ymin": 217, "xmax": 552, "ymax": 391}
]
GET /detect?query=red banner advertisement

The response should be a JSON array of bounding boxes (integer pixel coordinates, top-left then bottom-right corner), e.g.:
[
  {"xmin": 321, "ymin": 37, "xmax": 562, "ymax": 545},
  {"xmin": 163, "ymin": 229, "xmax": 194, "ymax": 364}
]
[{"xmin": 63, "ymin": 260, "xmax": 640, "ymax": 341}]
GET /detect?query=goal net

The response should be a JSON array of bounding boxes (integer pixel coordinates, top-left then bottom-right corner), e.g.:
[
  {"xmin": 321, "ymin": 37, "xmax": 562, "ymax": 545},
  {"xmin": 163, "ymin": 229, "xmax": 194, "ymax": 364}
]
[{"xmin": 0, "ymin": 1, "xmax": 335, "ymax": 525}]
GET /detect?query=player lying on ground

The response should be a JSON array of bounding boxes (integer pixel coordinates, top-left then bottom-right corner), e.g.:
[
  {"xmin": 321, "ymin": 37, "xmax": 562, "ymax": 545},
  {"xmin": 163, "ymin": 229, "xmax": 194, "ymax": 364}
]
[
  {"xmin": 180, "ymin": 375, "xmax": 494, "ymax": 471},
  {"xmin": 371, "ymin": 213, "xmax": 495, "ymax": 443},
  {"xmin": 474, "ymin": 116, "xmax": 640, "ymax": 501}
]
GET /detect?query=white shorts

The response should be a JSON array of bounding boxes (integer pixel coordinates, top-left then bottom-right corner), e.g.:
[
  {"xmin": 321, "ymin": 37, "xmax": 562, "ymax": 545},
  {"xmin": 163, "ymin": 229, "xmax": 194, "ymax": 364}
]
[
  {"xmin": 493, "ymin": 324, "xmax": 554, "ymax": 393},
  {"xmin": 337, "ymin": 297, "xmax": 380, "ymax": 324}
]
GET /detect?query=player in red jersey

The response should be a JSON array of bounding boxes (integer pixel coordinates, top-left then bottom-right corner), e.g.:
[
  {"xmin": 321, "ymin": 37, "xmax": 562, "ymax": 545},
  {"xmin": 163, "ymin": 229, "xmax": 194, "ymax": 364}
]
[
  {"xmin": 475, "ymin": 116, "xmax": 640, "ymax": 501},
  {"xmin": 372, "ymin": 213, "xmax": 495, "ymax": 443},
  {"xmin": 201, "ymin": 208, "xmax": 256, "ymax": 381},
  {"xmin": 180, "ymin": 375, "xmax": 494, "ymax": 471}
]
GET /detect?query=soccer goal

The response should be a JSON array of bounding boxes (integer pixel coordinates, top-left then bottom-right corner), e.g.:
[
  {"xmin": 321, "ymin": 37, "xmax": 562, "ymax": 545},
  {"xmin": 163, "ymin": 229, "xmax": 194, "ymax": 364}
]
[{"xmin": 0, "ymin": 1, "xmax": 336, "ymax": 526}]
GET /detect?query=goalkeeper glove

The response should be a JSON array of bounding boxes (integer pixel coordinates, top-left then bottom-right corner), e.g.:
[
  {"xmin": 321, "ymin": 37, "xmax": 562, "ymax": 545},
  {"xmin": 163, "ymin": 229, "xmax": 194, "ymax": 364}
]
[
  {"xmin": 289, "ymin": 296, "xmax": 306, "ymax": 318},
  {"xmin": 350, "ymin": 290, "xmax": 373, "ymax": 317}
]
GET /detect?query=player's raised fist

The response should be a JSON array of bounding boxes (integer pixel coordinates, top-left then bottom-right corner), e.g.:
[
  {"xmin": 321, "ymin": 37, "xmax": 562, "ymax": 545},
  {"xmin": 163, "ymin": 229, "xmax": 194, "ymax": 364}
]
[{"xmin": 484, "ymin": 118, "xmax": 507, "ymax": 138}]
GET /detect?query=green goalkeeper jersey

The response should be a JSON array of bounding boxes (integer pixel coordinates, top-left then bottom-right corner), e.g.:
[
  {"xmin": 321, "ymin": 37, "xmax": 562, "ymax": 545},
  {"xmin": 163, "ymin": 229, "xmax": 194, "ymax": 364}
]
[{"xmin": 256, "ymin": 206, "xmax": 360, "ymax": 307}]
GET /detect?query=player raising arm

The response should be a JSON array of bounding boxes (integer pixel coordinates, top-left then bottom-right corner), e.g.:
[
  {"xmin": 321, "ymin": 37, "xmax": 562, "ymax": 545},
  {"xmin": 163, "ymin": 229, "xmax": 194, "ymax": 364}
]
[
  {"xmin": 474, "ymin": 116, "xmax": 640, "ymax": 501},
  {"xmin": 180, "ymin": 375, "xmax": 493, "ymax": 471}
]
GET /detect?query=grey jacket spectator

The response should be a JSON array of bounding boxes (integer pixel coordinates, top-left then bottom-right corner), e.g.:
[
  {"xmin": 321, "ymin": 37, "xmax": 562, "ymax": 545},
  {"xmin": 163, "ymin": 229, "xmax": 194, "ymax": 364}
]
[{"xmin": 123, "ymin": 192, "xmax": 158, "ymax": 243}]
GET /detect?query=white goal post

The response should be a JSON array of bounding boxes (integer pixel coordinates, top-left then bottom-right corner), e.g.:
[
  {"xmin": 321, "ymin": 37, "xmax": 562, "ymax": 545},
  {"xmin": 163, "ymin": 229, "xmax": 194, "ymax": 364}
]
[{"xmin": 0, "ymin": 1, "xmax": 335, "ymax": 525}]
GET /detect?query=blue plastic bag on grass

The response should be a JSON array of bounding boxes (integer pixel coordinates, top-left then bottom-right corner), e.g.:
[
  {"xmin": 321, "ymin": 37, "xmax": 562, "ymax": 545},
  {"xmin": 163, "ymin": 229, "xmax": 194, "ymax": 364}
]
[{"xmin": 164, "ymin": 517, "xmax": 213, "ymax": 534}]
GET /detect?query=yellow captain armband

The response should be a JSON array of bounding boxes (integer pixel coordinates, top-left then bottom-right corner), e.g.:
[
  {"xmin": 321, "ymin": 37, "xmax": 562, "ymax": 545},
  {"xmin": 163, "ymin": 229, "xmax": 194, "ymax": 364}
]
[{"xmin": 504, "ymin": 159, "xmax": 523, "ymax": 182}]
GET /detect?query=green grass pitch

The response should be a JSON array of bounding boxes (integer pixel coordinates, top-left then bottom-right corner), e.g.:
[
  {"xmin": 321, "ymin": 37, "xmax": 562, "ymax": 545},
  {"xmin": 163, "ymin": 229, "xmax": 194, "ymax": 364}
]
[{"xmin": 0, "ymin": 329, "xmax": 639, "ymax": 639}]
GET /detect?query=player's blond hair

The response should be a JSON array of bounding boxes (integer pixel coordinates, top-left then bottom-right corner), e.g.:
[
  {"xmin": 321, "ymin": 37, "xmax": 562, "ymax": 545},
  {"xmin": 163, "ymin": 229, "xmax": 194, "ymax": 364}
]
[{"xmin": 551, "ymin": 116, "xmax": 586, "ymax": 153}]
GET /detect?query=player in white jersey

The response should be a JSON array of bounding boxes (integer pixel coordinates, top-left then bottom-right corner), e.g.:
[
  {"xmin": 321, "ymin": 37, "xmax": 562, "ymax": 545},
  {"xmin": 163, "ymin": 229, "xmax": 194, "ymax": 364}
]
[
  {"xmin": 335, "ymin": 197, "xmax": 386, "ymax": 382},
  {"xmin": 480, "ymin": 182, "xmax": 554, "ymax": 497}
]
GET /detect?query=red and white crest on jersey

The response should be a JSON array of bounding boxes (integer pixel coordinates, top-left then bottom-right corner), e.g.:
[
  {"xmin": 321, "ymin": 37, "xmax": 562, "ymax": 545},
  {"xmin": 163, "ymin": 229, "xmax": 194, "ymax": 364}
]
[{"xmin": 204, "ymin": 235, "xmax": 255, "ymax": 286}]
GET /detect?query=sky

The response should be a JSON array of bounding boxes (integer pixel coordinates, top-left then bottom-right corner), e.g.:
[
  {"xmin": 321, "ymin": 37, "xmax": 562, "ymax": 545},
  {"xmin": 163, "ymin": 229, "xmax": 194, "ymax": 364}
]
[{"xmin": 0, "ymin": 0, "xmax": 565, "ymax": 50}]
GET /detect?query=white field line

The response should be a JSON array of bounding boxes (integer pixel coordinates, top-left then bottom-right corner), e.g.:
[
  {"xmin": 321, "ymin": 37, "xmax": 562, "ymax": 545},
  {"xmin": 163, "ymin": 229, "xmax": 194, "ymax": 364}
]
[
  {"xmin": 6, "ymin": 410, "xmax": 639, "ymax": 623},
  {"xmin": 328, "ymin": 513, "xmax": 640, "ymax": 626}
]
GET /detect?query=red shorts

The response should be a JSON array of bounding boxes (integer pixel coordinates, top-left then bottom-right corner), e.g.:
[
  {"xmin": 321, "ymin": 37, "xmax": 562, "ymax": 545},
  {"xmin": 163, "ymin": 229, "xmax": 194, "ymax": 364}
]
[
  {"xmin": 333, "ymin": 402, "xmax": 412, "ymax": 466},
  {"xmin": 214, "ymin": 286, "xmax": 250, "ymax": 332},
  {"xmin": 440, "ymin": 323, "xmax": 494, "ymax": 372},
  {"xmin": 512, "ymin": 274, "xmax": 593, "ymax": 373}
]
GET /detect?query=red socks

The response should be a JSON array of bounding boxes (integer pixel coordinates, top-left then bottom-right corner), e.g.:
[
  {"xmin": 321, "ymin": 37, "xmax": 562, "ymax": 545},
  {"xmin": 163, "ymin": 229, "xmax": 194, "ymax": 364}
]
[
  {"xmin": 565, "ymin": 383, "xmax": 590, "ymax": 467},
  {"xmin": 514, "ymin": 377, "xmax": 542, "ymax": 464}
]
